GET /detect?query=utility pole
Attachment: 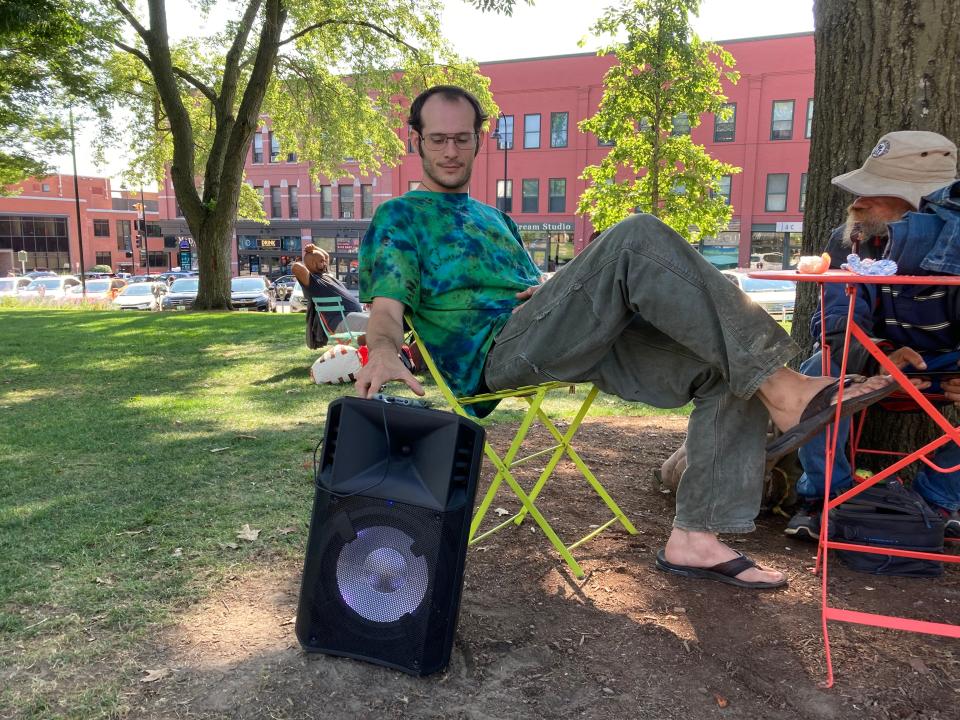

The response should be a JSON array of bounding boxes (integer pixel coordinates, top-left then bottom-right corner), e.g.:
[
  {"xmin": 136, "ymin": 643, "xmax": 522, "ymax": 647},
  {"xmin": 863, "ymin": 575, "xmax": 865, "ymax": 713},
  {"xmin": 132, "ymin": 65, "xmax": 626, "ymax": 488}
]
[{"xmin": 69, "ymin": 108, "xmax": 86, "ymax": 295}]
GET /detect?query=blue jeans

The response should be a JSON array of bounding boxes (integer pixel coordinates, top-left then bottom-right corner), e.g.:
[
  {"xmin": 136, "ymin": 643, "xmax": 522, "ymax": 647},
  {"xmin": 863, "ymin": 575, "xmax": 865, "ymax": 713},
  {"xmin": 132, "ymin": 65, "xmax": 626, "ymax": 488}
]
[
  {"xmin": 796, "ymin": 350, "xmax": 960, "ymax": 510},
  {"xmin": 484, "ymin": 214, "xmax": 799, "ymax": 533}
]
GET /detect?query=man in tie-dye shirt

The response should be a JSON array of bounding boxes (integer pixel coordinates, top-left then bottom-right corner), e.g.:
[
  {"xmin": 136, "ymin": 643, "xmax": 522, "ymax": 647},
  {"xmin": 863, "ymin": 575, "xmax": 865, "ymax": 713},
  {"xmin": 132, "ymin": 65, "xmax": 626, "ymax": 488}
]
[{"xmin": 356, "ymin": 85, "xmax": 898, "ymax": 591}]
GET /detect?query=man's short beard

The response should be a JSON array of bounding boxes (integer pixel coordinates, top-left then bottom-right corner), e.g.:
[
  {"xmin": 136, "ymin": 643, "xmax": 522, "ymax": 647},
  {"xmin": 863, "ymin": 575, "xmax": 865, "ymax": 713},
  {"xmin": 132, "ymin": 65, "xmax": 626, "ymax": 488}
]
[
  {"xmin": 423, "ymin": 160, "xmax": 472, "ymax": 191},
  {"xmin": 841, "ymin": 204, "xmax": 890, "ymax": 246}
]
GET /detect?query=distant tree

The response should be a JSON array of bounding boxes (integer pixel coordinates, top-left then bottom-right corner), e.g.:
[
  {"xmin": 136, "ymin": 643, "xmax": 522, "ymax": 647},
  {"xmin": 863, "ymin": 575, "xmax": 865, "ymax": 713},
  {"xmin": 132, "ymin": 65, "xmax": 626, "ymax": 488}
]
[
  {"xmin": 0, "ymin": 0, "xmax": 107, "ymax": 190},
  {"xmin": 102, "ymin": 0, "xmax": 516, "ymax": 310},
  {"xmin": 798, "ymin": 0, "xmax": 960, "ymax": 459},
  {"xmin": 577, "ymin": 0, "xmax": 739, "ymax": 239}
]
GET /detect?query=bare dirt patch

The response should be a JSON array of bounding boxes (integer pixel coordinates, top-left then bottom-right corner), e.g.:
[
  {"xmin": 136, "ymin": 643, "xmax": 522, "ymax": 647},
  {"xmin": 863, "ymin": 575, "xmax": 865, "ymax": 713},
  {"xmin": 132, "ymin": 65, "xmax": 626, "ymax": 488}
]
[{"xmin": 127, "ymin": 416, "xmax": 959, "ymax": 719}]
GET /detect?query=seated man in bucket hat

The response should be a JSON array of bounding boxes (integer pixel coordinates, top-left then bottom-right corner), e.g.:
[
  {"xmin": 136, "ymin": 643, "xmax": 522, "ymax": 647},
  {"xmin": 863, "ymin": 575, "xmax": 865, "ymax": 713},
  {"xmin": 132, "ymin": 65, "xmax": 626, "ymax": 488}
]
[{"xmin": 786, "ymin": 130, "xmax": 960, "ymax": 541}]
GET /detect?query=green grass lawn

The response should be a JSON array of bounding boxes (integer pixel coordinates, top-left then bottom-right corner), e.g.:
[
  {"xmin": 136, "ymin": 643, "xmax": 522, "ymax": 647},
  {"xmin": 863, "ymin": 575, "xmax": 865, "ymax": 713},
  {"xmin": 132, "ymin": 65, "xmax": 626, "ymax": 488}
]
[{"xmin": 0, "ymin": 306, "xmax": 688, "ymax": 718}]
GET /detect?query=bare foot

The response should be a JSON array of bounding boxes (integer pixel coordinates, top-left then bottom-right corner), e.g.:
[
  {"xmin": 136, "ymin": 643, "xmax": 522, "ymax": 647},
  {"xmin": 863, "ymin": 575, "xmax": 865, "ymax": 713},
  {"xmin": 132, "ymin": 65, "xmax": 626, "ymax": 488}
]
[
  {"xmin": 757, "ymin": 368, "xmax": 894, "ymax": 434},
  {"xmin": 664, "ymin": 528, "xmax": 785, "ymax": 585}
]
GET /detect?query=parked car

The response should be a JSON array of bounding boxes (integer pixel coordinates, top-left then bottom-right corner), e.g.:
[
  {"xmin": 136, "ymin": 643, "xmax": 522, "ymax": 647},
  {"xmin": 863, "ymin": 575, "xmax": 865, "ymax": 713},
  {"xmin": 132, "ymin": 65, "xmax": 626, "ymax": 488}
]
[
  {"xmin": 272, "ymin": 274, "xmax": 297, "ymax": 301},
  {"xmin": 64, "ymin": 278, "xmax": 127, "ymax": 303},
  {"xmin": 25, "ymin": 270, "xmax": 57, "ymax": 279},
  {"xmin": 230, "ymin": 276, "xmax": 277, "ymax": 312},
  {"xmin": 161, "ymin": 277, "xmax": 200, "ymax": 311},
  {"xmin": 288, "ymin": 282, "xmax": 307, "ymax": 312},
  {"xmin": 721, "ymin": 270, "xmax": 796, "ymax": 319},
  {"xmin": 0, "ymin": 276, "xmax": 31, "ymax": 297},
  {"xmin": 18, "ymin": 275, "xmax": 82, "ymax": 300},
  {"xmin": 113, "ymin": 282, "xmax": 164, "ymax": 311}
]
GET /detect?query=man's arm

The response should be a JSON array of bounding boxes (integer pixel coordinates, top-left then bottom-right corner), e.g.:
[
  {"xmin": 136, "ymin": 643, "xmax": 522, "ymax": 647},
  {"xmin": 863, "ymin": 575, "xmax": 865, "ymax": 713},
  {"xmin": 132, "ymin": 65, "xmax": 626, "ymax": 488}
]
[{"xmin": 354, "ymin": 297, "xmax": 425, "ymax": 398}]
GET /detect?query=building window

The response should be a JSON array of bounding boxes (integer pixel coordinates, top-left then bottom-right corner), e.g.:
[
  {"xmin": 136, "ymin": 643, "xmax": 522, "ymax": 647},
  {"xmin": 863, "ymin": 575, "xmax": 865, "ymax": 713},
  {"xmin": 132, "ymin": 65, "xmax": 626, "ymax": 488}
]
[
  {"xmin": 799, "ymin": 173, "xmax": 808, "ymax": 212},
  {"xmin": 270, "ymin": 186, "xmax": 282, "ymax": 217},
  {"xmin": 496, "ymin": 115, "xmax": 514, "ymax": 150},
  {"xmin": 287, "ymin": 151, "xmax": 298, "ymax": 162},
  {"xmin": 521, "ymin": 179, "xmax": 539, "ymax": 213},
  {"xmin": 339, "ymin": 185, "xmax": 354, "ymax": 218},
  {"xmin": 712, "ymin": 175, "xmax": 732, "ymax": 205},
  {"xmin": 408, "ymin": 180, "xmax": 421, "ymax": 191},
  {"xmin": 805, "ymin": 99, "xmax": 814, "ymax": 139},
  {"xmin": 548, "ymin": 178, "xmax": 566, "ymax": 212},
  {"xmin": 269, "ymin": 131, "xmax": 280, "ymax": 162},
  {"xmin": 320, "ymin": 185, "xmax": 332, "ymax": 218},
  {"xmin": 598, "ymin": 136, "xmax": 615, "ymax": 147},
  {"xmin": 714, "ymin": 103, "xmax": 736, "ymax": 142},
  {"xmin": 116, "ymin": 219, "xmax": 131, "ymax": 251},
  {"xmin": 95, "ymin": 251, "xmax": 112, "ymax": 266},
  {"xmin": 255, "ymin": 186, "xmax": 264, "ymax": 212},
  {"xmin": 93, "ymin": 219, "xmax": 110, "ymax": 237},
  {"xmin": 550, "ymin": 112, "xmax": 568, "ymax": 148},
  {"xmin": 765, "ymin": 173, "xmax": 789, "ymax": 212},
  {"xmin": 42, "ymin": 183, "xmax": 50, "ymax": 192},
  {"xmin": 252, "ymin": 133, "xmax": 263, "ymax": 163},
  {"xmin": 523, "ymin": 114, "xmax": 540, "ymax": 149},
  {"xmin": 407, "ymin": 128, "xmax": 415, "ymax": 154},
  {"xmin": 771, "ymin": 100, "xmax": 795, "ymax": 140},
  {"xmin": 496, "ymin": 179, "xmax": 513, "ymax": 213},
  {"xmin": 671, "ymin": 113, "xmax": 691, "ymax": 136},
  {"xmin": 360, "ymin": 184, "xmax": 373, "ymax": 218},
  {"xmin": 288, "ymin": 186, "xmax": 299, "ymax": 219}
]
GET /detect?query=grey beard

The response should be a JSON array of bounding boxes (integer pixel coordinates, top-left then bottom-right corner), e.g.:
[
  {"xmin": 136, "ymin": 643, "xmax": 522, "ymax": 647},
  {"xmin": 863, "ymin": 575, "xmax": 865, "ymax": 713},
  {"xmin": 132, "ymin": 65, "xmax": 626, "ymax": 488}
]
[{"xmin": 842, "ymin": 217, "xmax": 889, "ymax": 247}]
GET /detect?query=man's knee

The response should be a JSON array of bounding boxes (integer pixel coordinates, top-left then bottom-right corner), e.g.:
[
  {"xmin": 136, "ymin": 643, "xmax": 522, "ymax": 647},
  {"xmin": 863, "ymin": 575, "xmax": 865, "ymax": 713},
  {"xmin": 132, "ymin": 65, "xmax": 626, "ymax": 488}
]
[{"xmin": 598, "ymin": 213, "xmax": 677, "ymax": 252}]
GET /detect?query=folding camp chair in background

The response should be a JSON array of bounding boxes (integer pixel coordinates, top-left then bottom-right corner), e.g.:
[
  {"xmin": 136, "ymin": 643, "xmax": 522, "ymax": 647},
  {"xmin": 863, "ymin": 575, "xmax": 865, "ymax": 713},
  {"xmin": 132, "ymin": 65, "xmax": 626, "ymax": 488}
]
[
  {"xmin": 407, "ymin": 319, "xmax": 638, "ymax": 578},
  {"xmin": 311, "ymin": 297, "xmax": 362, "ymax": 347}
]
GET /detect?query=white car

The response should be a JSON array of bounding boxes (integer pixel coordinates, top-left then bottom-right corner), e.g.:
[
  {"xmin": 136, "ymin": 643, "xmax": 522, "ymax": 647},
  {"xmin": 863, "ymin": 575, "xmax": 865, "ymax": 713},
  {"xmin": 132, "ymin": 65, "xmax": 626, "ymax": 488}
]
[
  {"xmin": 18, "ymin": 275, "xmax": 82, "ymax": 300},
  {"xmin": 721, "ymin": 270, "xmax": 796, "ymax": 319},
  {"xmin": 0, "ymin": 277, "xmax": 31, "ymax": 297},
  {"xmin": 289, "ymin": 282, "xmax": 307, "ymax": 312},
  {"xmin": 64, "ymin": 278, "xmax": 127, "ymax": 303},
  {"xmin": 112, "ymin": 282, "xmax": 163, "ymax": 311}
]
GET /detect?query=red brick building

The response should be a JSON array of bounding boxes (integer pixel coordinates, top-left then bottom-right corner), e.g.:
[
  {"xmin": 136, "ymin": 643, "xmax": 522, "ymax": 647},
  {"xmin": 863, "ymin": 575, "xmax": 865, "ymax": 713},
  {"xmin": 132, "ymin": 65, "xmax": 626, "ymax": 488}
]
[
  {"xmin": 156, "ymin": 32, "xmax": 815, "ymax": 277},
  {"xmin": 0, "ymin": 175, "xmax": 163, "ymax": 276}
]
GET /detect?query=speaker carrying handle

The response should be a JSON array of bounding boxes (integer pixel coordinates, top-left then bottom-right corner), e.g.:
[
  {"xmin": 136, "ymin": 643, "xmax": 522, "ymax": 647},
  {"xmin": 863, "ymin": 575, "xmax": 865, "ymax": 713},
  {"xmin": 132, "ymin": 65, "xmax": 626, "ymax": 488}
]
[{"xmin": 312, "ymin": 404, "xmax": 393, "ymax": 499}]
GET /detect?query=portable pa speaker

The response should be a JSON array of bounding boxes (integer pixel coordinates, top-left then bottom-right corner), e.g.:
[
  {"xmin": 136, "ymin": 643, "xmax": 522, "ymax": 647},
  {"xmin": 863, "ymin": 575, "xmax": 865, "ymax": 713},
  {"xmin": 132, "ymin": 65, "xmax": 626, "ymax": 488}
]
[{"xmin": 295, "ymin": 396, "xmax": 485, "ymax": 675}]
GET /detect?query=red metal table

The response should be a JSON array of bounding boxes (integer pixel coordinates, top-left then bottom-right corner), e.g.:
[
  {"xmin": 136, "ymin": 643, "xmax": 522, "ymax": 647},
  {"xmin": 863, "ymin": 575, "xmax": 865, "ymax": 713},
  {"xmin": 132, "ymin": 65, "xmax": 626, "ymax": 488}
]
[{"xmin": 750, "ymin": 269, "xmax": 960, "ymax": 687}]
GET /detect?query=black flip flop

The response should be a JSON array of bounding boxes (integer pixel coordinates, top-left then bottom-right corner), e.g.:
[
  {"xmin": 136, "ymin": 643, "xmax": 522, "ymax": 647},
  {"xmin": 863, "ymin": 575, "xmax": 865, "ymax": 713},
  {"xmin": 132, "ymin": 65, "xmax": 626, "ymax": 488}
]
[
  {"xmin": 765, "ymin": 375, "xmax": 897, "ymax": 467},
  {"xmin": 655, "ymin": 549, "xmax": 787, "ymax": 590}
]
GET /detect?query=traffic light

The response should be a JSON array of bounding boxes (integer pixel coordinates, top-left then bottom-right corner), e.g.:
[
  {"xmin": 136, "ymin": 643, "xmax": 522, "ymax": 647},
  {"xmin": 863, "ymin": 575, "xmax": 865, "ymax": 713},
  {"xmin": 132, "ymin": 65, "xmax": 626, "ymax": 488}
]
[
  {"xmin": 135, "ymin": 233, "xmax": 143, "ymax": 249},
  {"xmin": 132, "ymin": 202, "xmax": 144, "ymax": 212},
  {"xmin": 134, "ymin": 218, "xmax": 146, "ymax": 232}
]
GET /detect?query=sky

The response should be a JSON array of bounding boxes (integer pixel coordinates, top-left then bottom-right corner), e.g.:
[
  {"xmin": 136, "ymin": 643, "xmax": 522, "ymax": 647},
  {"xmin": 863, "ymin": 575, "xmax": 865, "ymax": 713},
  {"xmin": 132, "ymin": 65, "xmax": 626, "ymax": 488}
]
[{"xmin": 53, "ymin": 0, "xmax": 814, "ymax": 186}]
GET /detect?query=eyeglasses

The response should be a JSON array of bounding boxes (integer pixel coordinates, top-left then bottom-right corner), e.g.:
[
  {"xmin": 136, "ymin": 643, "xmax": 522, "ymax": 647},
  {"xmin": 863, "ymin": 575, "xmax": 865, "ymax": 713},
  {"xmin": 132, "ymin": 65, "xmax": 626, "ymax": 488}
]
[{"xmin": 418, "ymin": 132, "xmax": 478, "ymax": 151}]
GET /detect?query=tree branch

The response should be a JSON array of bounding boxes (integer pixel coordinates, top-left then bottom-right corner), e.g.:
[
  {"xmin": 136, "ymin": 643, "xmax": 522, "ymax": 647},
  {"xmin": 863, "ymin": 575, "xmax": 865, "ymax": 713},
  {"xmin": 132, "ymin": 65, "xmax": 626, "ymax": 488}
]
[
  {"xmin": 112, "ymin": 0, "xmax": 151, "ymax": 43},
  {"xmin": 113, "ymin": 40, "xmax": 151, "ymax": 69},
  {"xmin": 172, "ymin": 67, "xmax": 218, "ymax": 104},
  {"xmin": 114, "ymin": 40, "xmax": 217, "ymax": 104},
  {"xmin": 278, "ymin": 18, "xmax": 421, "ymax": 55}
]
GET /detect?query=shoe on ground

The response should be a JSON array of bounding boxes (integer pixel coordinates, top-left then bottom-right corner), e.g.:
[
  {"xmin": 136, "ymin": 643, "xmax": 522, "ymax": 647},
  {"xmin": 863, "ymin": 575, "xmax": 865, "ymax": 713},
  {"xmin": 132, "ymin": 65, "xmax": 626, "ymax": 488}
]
[
  {"xmin": 784, "ymin": 501, "xmax": 822, "ymax": 541},
  {"xmin": 932, "ymin": 506, "xmax": 960, "ymax": 538}
]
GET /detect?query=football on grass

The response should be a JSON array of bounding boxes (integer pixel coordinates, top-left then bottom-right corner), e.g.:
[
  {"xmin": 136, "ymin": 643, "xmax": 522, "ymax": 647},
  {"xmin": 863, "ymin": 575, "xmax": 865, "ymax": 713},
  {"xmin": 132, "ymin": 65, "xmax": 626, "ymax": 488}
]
[{"xmin": 310, "ymin": 344, "xmax": 362, "ymax": 384}]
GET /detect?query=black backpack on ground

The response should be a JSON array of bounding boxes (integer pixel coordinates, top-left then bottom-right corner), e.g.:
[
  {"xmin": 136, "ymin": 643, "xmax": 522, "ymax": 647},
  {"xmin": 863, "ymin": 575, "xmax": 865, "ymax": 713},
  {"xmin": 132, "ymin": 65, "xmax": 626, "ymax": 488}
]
[{"xmin": 828, "ymin": 480, "xmax": 945, "ymax": 578}]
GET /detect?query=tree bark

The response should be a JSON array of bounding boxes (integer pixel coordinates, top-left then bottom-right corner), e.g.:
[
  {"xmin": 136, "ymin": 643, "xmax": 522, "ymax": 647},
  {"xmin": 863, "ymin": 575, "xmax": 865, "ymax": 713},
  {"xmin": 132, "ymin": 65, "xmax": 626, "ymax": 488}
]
[{"xmin": 798, "ymin": 0, "xmax": 960, "ymax": 472}]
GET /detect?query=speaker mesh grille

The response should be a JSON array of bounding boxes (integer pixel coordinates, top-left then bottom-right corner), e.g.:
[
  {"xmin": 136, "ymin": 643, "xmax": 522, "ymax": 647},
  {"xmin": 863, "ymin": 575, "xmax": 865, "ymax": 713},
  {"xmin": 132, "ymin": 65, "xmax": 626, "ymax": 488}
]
[{"xmin": 336, "ymin": 525, "xmax": 430, "ymax": 622}]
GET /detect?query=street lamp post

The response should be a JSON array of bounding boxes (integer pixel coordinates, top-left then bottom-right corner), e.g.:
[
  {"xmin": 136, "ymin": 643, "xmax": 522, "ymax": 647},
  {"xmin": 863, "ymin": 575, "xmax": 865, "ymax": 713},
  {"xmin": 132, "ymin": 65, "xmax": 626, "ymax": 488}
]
[{"xmin": 490, "ymin": 113, "xmax": 510, "ymax": 211}]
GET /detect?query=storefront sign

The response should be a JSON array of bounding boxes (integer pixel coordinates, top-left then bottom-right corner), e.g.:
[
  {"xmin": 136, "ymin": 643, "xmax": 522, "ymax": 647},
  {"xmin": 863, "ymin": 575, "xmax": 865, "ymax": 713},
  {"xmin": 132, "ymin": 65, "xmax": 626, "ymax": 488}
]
[
  {"xmin": 178, "ymin": 251, "xmax": 192, "ymax": 270},
  {"xmin": 336, "ymin": 237, "xmax": 359, "ymax": 252},
  {"xmin": 178, "ymin": 237, "xmax": 191, "ymax": 249},
  {"xmin": 260, "ymin": 238, "xmax": 278, "ymax": 249},
  {"xmin": 775, "ymin": 222, "xmax": 803, "ymax": 233},
  {"xmin": 517, "ymin": 222, "xmax": 574, "ymax": 233}
]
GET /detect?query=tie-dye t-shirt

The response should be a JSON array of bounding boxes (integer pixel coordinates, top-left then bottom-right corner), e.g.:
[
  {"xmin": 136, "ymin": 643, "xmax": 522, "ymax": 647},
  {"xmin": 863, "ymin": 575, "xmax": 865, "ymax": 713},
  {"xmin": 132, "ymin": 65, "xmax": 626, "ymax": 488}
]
[{"xmin": 360, "ymin": 191, "xmax": 541, "ymax": 403}]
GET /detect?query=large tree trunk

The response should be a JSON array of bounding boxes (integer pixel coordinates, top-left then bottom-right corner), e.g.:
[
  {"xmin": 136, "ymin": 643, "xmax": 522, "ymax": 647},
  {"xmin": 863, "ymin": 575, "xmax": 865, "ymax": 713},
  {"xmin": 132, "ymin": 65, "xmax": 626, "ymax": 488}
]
[{"xmin": 797, "ymin": 0, "xmax": 960, "ymax": 471}]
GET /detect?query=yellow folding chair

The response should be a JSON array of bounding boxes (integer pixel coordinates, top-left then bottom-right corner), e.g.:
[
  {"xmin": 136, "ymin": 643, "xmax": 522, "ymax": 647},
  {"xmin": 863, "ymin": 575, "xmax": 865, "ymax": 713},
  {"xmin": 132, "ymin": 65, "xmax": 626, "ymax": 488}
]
[{"xmin": 407, "ymin": 321, "xmax": 638, "ymax": 578}]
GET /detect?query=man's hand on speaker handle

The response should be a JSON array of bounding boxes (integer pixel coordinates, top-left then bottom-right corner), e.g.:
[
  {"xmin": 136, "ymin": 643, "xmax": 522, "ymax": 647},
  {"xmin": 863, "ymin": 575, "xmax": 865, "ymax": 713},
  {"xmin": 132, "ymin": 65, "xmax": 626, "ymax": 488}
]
[{"xmin": 356, "ymin": 348, "xmax": 425, "ymax": 399}]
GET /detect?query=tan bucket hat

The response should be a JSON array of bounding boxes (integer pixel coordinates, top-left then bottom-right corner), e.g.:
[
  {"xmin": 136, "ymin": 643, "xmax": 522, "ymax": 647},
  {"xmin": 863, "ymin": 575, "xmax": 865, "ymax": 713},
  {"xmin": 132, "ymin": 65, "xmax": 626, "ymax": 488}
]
[{"xmin": 832, "ymin": 130, "xmax": 958, "ymax": 208}]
